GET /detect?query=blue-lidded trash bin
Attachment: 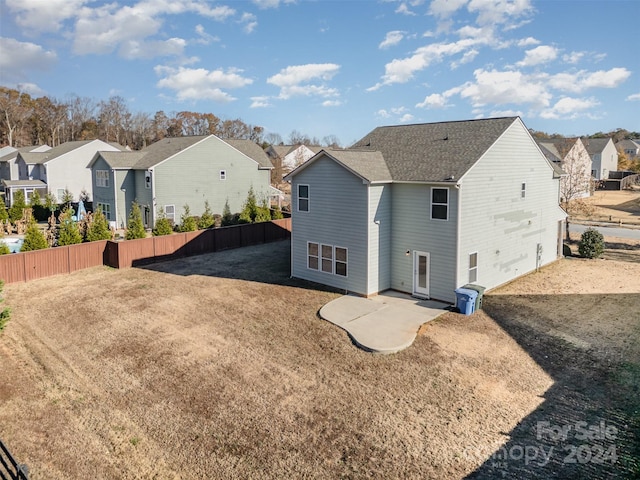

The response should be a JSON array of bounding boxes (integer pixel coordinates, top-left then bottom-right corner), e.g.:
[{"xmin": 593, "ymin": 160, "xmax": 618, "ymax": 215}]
[{"xmin": 455, "ymin": 288, "xmax": 478, "ymax": 315}]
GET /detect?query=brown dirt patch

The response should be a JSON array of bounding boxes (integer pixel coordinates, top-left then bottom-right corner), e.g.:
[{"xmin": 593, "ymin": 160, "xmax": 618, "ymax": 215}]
[{"xmin": 1, "ymin": 240, "xmax": 638, "ymax": 479}]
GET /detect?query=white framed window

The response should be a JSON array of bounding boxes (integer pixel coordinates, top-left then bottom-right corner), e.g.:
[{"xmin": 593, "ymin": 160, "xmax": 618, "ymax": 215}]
[
  {"xmin": 521, "ymin": 182, "xmax": 526, "ymax": 199},
  {"xmin": 145, "ymin": 171, "xmax": 151, "ymax": 189},
  {"xmin": 321, "ymin": 244, "xmax": 333, "ymax": 273},
  {"xmin": 308, "ymin": 242, "xmax": 319, "ymax": 270},
  {"xmin": 164, "ymin": 204, "xmax": 175, "ymax": 223},
  {"xmin": 220, "ymin": 170, "xmax": 226, "ymax": 181},
  {"xmin": 431, "ymin": 187, "xmax": 448, "ymax": 220},
  {"xmin": 469, "ymin": 252, "xmax": 478, "ymax": 283},
  {"xmin": 97, "ymin": 202, "xmax": 111, "ymax": 220},
  {"xmin": 96, "ymin": 170, "xmax": 109, "ymax": 188},
  {"xmin": 57, "ymin": 188, "xmax": 65, "ymax": 201},
  {"xmin": 298, "ymin": 184, "xmax": 309, "ymax": 212},
  {"xmin": 335, "ymin": 247, "xmax": 347, "ymax": 277}
]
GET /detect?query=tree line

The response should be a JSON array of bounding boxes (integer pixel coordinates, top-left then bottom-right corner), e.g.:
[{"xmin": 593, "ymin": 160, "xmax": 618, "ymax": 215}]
[
  {"xmin": 0, "ymin": 86, "xmax": 344, "ymax": 150},
  {"xmin": 0, "ymin": 86, "xmax": 266, "ymax": 150}
]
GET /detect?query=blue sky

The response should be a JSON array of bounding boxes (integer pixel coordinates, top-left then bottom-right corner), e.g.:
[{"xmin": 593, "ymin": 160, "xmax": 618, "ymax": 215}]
[{"xmin": 1, "ymin": 0, "xmax": 638, "ymax": 146}]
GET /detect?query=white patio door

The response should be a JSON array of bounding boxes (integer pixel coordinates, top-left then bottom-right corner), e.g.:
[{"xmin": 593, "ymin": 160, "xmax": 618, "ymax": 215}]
[{"xmin": 413, "ymin": 251, "xmax": 430, "ymax": 298}]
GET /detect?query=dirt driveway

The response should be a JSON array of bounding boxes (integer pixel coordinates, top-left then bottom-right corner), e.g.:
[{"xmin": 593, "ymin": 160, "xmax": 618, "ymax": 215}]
[{"xmin": 1, "ymin": 240, "xmax": 638, "ymax": 479}]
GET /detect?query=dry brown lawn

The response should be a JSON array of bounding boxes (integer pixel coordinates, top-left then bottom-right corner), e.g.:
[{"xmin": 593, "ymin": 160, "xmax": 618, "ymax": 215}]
[
  {"xmin": 1, "ymin": 240, "xmax": 639, "ymax": 479},
  {"xmin": 569, "ymin": 189, "xmax": 640, "ymax": 226}
]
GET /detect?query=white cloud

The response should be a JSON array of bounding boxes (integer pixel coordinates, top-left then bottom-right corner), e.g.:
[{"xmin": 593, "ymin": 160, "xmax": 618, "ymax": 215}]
[
  {"xmin": 0, "ymin": 37, "xmax": 57, "ymax": 83},
  {"xmin": 517, "ymin": 37, "xmax": 539, "ymax": 47},
  {"xmin": 68, "ymin": 1, "xmax": 235, "ymax": 57},
  {"xmin": 400, "ymin": 113, "xmax": 415, "ymax": 122},
  {"xmin": 627, "ymin": 93, "xmax": 640, "ymax": 101},
  {"xmin": 429, "ymin": 0, "xmax": 468, "ymax": 17},
  {"xmin": 540, "ymin": 97, "xmax": 599, "ymax": 119},
  {"xmin": 489, "ymin": 108, "xmax": 523, "ymax": 117},
  {"xmin": 155, "ymin": 65, "xmax": 253, "ymax": 102},
  {"xmin": 376, "ymin": 109, "xmax": 391, "ymax": 118},
  {"xmin": 396, "ymin": 3, "xmax": 417, "ymax": 16},
  {"xmin": 459, "ymin": 68, "xmax": 552, "ymax": 108},
  {"xmin": 250, "ymin": 96, "xmax": 271, "ymax": 108},
  {"xmin": 517, "ymin": 45, "xmax": 558, "ymax": 66},
  {"xmin": 120, "ymin": 38, "xmax": 187, "ymax": 60},
  {"xmin": 267, "ymin": 63, "xmax": 340, "ymax": 99},
  {"xmin": 240, "ymin": 12, "xmax": 258, "ymax": 33},
  {"xmin": 322, "ymin": 100, "xmax": 342, "ymax": 107},
  {"xmin": 195, "ymin": 25, "xmax": 219, "ymax": 45},
  {"xmin": 379, "ymin": 31, "xmax": 405, "ymax": 49},
  {"xmin": 546, "ymin": 68, "xmax": 631, "ymax": 93},
  {"xmin": 468, "ymin": 0, "xmax": 534, "ymax": 27},
  {"xmin": 369, "ymin": 38, "xmax": 480, "ymax": 89},
  {"xmin": 5, "ymin": 0, "xmax": 87, "ymax": 33},
  {"xmin": 562, "ymin": 51, "xmax": 584, "ymax": 64},
  {"xmin": 16, "ymin": 82, "xmax": 46, "ymax": 96},
  {"xmin": 416, "ymin": 93, "xmax": 451, "ymax": 109},
  {"xmin": 252, "ymin": 0, "xmax": 295, "ymax": 8}
]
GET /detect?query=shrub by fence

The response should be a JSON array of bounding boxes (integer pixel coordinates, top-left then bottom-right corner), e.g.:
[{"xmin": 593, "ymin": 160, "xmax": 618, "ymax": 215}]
[{"xmin": 0, "ymin": 218, "xmax": 291, "ymax": 284}]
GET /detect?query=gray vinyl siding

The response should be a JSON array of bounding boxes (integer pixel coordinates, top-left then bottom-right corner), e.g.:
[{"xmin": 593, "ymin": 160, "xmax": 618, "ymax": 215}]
[
  {"xmin": 152, "ymin": 136, "xmax": 271, "ymax": 226},
  {"xmin": 390, "ymin": 183, "xmax": 459, "ymax": 302},
  {"xmin": 91, "ymin": 157, "xmax": 116, "ymax": 223},
  {"xmin": 291, "ymin": 157, "xmax": 369, "ymax": 295},
  {"xmin": 367, "ymin": 184, "xmax": 392, "ymax": 294},
  {"xmin": 457, "ymin": 119, "xmax": 566, "ymax": 292},
  {"xmin": 116, "ymin": 170, "xmax": 136, "ymax": 228}
]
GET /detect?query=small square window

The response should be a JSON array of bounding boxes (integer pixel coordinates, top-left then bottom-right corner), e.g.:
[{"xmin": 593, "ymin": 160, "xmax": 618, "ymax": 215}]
[
  {"xmin": 220, "ymin": 170, "xmax": 226, "ymax": 180},
  {"xmin": 521, "ymin": 182, "xmax": 526, "ymax": 199},
  {"xmin": 335, "ymin": 247, "xmax": 347, "ymax": 277}
]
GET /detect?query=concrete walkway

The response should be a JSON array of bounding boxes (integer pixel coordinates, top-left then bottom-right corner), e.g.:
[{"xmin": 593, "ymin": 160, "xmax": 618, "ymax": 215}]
[{"xmin": 319, "ymin": 291, "xmax": 450, "ymax": 354}]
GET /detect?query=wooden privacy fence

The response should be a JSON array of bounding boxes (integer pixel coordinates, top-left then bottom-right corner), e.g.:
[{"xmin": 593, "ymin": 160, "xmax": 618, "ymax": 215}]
[
  {"xmin": 0, "ymin": 439, "xmax": 29, "ymax": 479},
  {"xmin": 0, "ymin": 218, "xmax": 291, "ymax": 284}
]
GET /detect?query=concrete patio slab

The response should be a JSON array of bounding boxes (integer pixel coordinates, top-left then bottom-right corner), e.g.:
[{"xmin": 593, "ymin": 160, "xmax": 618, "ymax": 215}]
[{"xmin": 319, "ymin": 291, "xmax": 450, "ymax": 354}]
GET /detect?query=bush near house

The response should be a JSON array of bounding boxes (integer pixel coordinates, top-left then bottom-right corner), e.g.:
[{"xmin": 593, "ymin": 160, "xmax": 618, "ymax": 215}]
[
  {"xmin": 85, "ymin": 209, "xmax": 112, "ymax": 242},
  {"xmin": 8, "ymin": 190, "xmax": 26, "ymax": 222},
  {"xmin": 125, "ymin": 203, "xmax": 147, "ymax": 240},
  {"xmin": 57, "ymin": 208, "xmax": 83, "ymax": 246},
  {"xmin": 21, "ymin": 224, "xmax": 48, "ymax": 251},
  {"xmin": 153, "ymin": 215, "xmax": 174, "ymax": 236},
  {"xmin": 578, "ymin": 228, "xmax": 605, "ymax": 258},
  {"xmin": 0, "ymin": 243, "xmax": 10, "ymax": 255}
]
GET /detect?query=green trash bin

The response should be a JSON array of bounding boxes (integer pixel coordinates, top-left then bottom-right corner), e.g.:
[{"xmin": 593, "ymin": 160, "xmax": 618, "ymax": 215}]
[{"xmin": 463, "ymin": 284, "xmax": 485, "ymax": 311}]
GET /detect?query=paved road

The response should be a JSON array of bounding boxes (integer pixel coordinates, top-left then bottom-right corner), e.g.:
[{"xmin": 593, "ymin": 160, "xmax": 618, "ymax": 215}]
[{"xmin": 570, "ymin": 222, "xmax": 640, "ymax": 240}]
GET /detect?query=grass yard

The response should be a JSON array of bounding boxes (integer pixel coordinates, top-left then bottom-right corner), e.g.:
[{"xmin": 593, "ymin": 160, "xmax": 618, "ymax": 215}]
[{"xmin": 0, "ymin": 240, "xmax": 639, "ymax": 479}]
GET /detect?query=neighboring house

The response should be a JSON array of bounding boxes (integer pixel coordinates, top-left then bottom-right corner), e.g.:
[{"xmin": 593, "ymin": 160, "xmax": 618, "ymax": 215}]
[
  {"xmin": 536, "ymin": 138, "xmax": 592, "ymax": 202},
  {"xmin": 285, "ymin": 117, "xmax": 567, "ymax": 303},
  {"xmin": 616, "ymin": 139, "xmax": 640, "ymax": 159},
  {"xmin": 265, "ymin": 144, "xmax": 323, "ymax": 172},
  {"xmin": 89, "ymin": 135, "xmax": 273, "ymax": 229},
  {"xmin": 7, "ymin": 140, "xmax": 126, "ymax": 205},
  {"xmin": 0, "ymin": 145, "xmax": 51, "ymax": 183},
  {"xmin": 582, "ymin": 138, "xmax": 617, "ymax": 180}
]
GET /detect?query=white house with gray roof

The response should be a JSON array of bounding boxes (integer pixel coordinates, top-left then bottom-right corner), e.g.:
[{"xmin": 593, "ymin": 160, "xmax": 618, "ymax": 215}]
[
  {"xmin": 582, "ymin": 138, "xmax": 617, "ymax": 180},
  {"xmin": 89, "ymin": 135, "xmax": 273, "ymax": 229},
  {"xmin": 285, "ymin": 117, "xmax": 567, "ymax": 303},
  {"xmin": 4, "ymin": 140, "xmax": 123, "ymax": 206}
]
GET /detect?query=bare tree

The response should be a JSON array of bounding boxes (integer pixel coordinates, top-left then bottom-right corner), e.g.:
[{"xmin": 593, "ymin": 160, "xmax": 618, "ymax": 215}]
[
  {"xmin": 0, "ymin": 87, "xmax": 33, "ymax": 147},
  {"xmin": 264, "ymin": 132, "xmax": 283, "ymax": 146}
]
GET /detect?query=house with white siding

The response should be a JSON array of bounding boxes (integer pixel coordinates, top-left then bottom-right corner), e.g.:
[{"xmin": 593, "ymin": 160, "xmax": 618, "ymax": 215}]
[
  {"xmin": 582, "ymin": 138, "xmax": 617, "ymax": 180},
  {"xmin": 7, "ymin": 140, "xmax": 126, "ymax": 205},
  {"xmin": 285, "ymin": 117, "xmax": 567, "ymax": 303},
  {"xmin": 89, "ymin": 135, "xmax": 273, "ymax": 229},
  {"xmin": 536, "ymin": 138, "xmax": 592, "ymax": 203}
]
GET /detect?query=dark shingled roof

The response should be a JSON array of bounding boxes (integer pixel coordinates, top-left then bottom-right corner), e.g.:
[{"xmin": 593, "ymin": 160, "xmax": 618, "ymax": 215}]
[
  {"xmin": 132, "ymin": 136, "xmax": 209, "ymax": 170},
  {"xmin": 225, "ymin": 139, "xmax": 273, "ymax": 169},
  {"xmin": 321, "ymin": 149, "xmax": 391, "ymax": 182},
  {"xmin": 19, "ymin": 140, "xmax": 127, "ymax": 165},
  {"xmin": 99, "ymin": 151, "xmax": 147, "ymax": 169},
  {"xmin": 350, "ymin": 117, "xmax": 518, "ymax": 182},
  {"xmin": 581, "ymin": 138, "xmax": 611, "ymax": 155}
]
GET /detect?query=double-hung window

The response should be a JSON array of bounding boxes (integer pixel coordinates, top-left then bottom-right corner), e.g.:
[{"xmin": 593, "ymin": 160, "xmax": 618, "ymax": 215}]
[
  {"xmin": 521, "ymin": 182, "xmax": 526, "ymax": 199},
  {"xmin": 431, "ymin": 187, "xmax": 448, "ymax": 220},
  {"xmin": 298, "ymin": 184, "xmax": 309, "ymax": 212},
  {"xmin": 469, "ymin": 252, "xmax": 478, "ymax": 283},
  {"xmin": 307, "ymin": 242, "xmax": 347, "ymax": 277},
  {"xmin": 97, "ymin": 203, "xmax": 111, "ymax": 220},
  {"xmin": 164, "ymin": 205, "xmax": 175, "ymax": 223},
  {"xmin": 96, "ymin": 170, "xmax": 109, "ymax": 188}
]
